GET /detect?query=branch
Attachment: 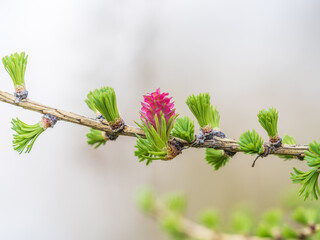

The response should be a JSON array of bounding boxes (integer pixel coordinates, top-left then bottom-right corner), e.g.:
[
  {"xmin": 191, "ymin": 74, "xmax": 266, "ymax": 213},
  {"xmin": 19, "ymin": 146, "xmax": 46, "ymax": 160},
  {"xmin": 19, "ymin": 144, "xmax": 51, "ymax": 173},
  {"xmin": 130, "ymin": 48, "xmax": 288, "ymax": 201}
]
[
  {"xmin": 152, "ymin": 201, "xmax": 267, "ymax": 240},
  {"xmin": 141, "ymin": 192, "xmax": 320, "ymax": 240},
  {"xmin": 0, "ymin": 90, "xmax": 309, "ymax": 158},
  {"xmin": 137, "ymin": 188, "xmax": 320, "ymax": 240},
  {"xmin": 151, "ymin": 200, "xmax": 320, "ymax": 240}
]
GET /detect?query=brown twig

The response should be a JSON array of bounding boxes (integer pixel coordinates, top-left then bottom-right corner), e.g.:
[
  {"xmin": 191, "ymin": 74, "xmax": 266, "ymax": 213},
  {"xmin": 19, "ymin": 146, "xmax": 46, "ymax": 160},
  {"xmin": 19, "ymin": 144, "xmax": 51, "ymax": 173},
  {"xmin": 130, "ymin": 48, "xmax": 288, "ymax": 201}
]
[
  {"xmin": 0, "ymin": 90, "xmax": 309, "ymax": 159},
  {"xmin": 298, "ymin": 224, "xmax": 320, "ymax": 240}
]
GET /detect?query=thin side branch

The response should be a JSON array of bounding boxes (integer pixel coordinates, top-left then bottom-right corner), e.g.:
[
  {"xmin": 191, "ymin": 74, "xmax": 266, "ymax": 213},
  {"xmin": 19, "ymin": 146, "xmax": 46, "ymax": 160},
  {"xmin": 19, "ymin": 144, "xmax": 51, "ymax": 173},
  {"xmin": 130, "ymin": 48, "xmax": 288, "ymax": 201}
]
[{"xmin": 0, "ymin": 90, "xmax": 309, "ymax": 158}]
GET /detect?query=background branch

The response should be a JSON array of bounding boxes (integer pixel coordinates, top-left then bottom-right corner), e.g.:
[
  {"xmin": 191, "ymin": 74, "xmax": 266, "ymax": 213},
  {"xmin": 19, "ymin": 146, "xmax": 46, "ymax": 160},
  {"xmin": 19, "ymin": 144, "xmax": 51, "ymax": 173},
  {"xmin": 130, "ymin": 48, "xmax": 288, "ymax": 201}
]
[{"xmin": 152, "ymin": 200, "xmax": 268, "ymax": 240}]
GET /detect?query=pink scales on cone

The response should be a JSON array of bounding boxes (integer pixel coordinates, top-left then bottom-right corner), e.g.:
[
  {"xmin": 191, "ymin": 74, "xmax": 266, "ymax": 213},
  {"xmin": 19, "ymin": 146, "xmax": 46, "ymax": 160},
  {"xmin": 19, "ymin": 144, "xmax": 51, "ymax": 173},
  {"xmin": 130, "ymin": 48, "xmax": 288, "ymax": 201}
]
[{"xmin": 140, "ymin": 88, "xmax": 176, "ymax": 129}]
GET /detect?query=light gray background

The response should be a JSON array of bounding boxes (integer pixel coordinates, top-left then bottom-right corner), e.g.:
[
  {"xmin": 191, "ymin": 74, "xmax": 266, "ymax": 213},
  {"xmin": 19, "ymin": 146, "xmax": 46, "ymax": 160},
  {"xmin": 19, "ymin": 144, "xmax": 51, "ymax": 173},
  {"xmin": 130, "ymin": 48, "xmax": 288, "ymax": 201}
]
[{"xmin": 0, "ymin": 0, "xmax": 319, "ymax": 239}]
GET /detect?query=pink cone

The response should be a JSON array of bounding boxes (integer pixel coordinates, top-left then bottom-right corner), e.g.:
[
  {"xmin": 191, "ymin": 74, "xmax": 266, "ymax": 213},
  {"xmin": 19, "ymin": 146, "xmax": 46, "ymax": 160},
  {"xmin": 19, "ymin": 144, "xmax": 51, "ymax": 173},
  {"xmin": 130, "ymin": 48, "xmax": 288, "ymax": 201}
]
[{"xmin": 140, "ymin": 88, "xmax": 175, "ymax": 129}]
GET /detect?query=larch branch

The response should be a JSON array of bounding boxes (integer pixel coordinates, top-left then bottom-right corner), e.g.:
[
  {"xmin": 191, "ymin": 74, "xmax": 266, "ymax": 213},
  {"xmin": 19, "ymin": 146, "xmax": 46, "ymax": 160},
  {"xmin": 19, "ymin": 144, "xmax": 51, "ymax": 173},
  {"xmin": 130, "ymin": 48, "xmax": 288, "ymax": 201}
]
[{"xmin": 0, "ymin": 90, "xmax": 309, "ymax": 158}]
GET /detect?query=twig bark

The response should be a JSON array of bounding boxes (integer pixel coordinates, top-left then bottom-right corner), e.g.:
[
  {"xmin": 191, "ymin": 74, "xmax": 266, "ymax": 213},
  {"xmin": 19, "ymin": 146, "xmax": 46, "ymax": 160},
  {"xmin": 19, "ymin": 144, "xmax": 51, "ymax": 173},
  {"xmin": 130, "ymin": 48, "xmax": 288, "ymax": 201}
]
[
  {"xmin": 0, "ymin": 90, "xmax": 309, "ymax": 158},
  {"xmin": 298, "ymin": 224, "xmax": 320, "ymax": 240}
]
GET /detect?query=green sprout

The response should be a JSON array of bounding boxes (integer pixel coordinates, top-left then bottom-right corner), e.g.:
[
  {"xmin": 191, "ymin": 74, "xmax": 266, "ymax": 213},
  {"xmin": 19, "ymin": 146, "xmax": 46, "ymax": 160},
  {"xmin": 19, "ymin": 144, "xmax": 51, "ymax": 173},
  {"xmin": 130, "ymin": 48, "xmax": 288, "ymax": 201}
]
[
  {"xmin": 256, "ymin": 209, "xmax": 283, "ymax": 238},
  {"xmin": 171, "ymin": 116, "xmax": 195, "ymax": 143},
  {"xmin": 291, "ymin": 140, "xmax": 320, "ymax": 200},
  {"xmin": 307, "ymin": 140, "xmax": 320, "ymax": 166},
  {"xmin": 136, "ymin": 188, "xmax": 155, "ymax": 214},
  {"xmin": 281, "ymin": 225, "xmax": 298, "ymax": 239},
  {"xmin": 293, "ymin": 207, "xmax": 319, "ymax": 225},
  {"xmin": 86, "ymin": 129, "xmax": 107, "ymax": 149},
  {"xmin": 160, "ymin": 213, "xmax": 183, "ymax": 238},
  {"xmin": 205, "ymin": 148, "xmax": 230, "ymax": 170},
  {"xmin": 282, "ymin": 135, "xmax": 296, "ymax": 145},
  {"xmin": 277, "ymin": 135, "xmax": 296, "ymax": 160},
  {"xmin": 238, "ymin": 129, "xmax": 264, "ymax": 155},
  {"xmin": 291, "ymin": 168, "xmax": 320, "ymax": 200},
  {"xmin": 199, "ymin": 209, "xmax": 220, "ymax": 230},
  {"xmin": 163, "ymin": 193, "xmax": 187, "ymax": 214},
  {"xmin": 231, "ymin": 209, "xmax": 254, "ymax": 235},
  {"xmin": 262, "ymin": 209, "xmax": 283, "ymax": 227},
  {"xmin": 134, "ymin": 114, "xmax": 175, "ymax": 165},
  {"xmin": 185, "ymin": 93, "xmax": 220, "ymax": 129},
  {"xmin": 86, "ymin": 87, "xmax": 121, "ymax": 126},
  {"xmin": 256, "ymin": 223, "xmax": 273, "ymax": 238},
  {"xmin": 257, "ymin": 107, "xmax": 279, "ymax": 140},
  {"xmin": 12, "ymin": 118, "xmax": 45, "ymax": 154},
  {"xmin": 2, "ymin": 52, "xmax": 28, "ymax": 89}
]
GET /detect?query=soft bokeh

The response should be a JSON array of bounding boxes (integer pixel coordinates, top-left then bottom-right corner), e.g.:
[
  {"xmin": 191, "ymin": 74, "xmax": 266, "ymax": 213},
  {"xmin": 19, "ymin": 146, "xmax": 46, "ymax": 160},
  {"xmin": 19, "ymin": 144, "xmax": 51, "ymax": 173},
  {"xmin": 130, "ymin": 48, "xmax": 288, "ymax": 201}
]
[{"xmin": 0, "ymin": 1, "xmax": 319, "ymax": 239}]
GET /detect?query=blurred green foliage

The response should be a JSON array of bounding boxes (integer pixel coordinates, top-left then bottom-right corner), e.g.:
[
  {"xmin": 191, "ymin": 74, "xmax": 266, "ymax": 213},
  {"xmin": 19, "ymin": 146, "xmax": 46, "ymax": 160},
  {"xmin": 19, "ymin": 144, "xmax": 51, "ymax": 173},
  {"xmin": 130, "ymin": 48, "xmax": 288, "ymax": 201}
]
[{"xmin": 137, "ymin": 189, "xmax": 320, "ymax": 240}]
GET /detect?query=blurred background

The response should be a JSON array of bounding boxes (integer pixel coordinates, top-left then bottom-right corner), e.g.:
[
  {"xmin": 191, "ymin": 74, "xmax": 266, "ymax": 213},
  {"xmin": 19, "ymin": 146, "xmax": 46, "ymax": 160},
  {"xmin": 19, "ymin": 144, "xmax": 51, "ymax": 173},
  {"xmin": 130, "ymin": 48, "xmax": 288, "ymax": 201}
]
[{"xmin": 0, "ymin": 0, "xmax": 320, "ymax": 239}]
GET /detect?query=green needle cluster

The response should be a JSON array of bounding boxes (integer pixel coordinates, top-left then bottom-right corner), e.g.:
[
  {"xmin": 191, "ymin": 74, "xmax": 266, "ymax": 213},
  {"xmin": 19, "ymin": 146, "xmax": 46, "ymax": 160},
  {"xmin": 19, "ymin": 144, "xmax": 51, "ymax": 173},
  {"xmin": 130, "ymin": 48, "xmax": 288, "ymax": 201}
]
[
  {"xmin": 163, "ymin": 193, "xmax": 187, "ymax": 214},
  {"xmin": 231, "ymin": 209, "xmax": 254, "ymax": 235},
  {"xmin": 12, "ymin": 118, "xmax": 45, "ymax": 154},
  {"xmin": 134, "ymin": 114, "xmax": 175, "ymax": 165},
  {"xmin": 160, "ymin": 213, "xmax": 183, "ymax": 238},
  {"xmin": 186, "ymin": 93, "xmax": 220, "ymax": 129},
  {"xmin": 171, "ymin": 116, "xmax": 195, "ymax": 143},
  {"xmin": 256, "ymin": 209, "xmax": 283, "ymax": 238},
  {"xmin": 291, "ymin": 140, "xmax": 320, "ymax": 200},
  {"xmin": 205, "ymin": 148, "xmax": 230, "ymax": 170},
  {"xmin": 291, "ymin": 168, "xmax": 320, "ymax": 200},
  {"xmin": 293, "ymin": 207, "xmax": 319, "ymax": 225},
  {"xmin": 238, "ymin": 129, "xmax": 264, "ymax": 155},
  {"xmin": 282, "ymin": 134, "xmax": 296, "ymax": 145},
  {"xmin": 86, "ymin": 128, "xmax": 107, "ymax": 149},
  {"xmin": 161, "ymin": 193, "xmax": 186, "ymax": 239},
  {"xmin": 86, "ymin": 87, "xmax": 120, "ymax": 125},
  {"xmin": 199, "ymin": 209, "xmax": 220, "ymax": 230},
  {"xmin": 2, "ymin": 52, "xmax": 28, "ymax": 88},
  {"xmin": 257, "ymin": 107, "xmax": 279, "ymax": 139},
  {"xmin": 136, "ymin": 188, "xmax": 155, "ymax": 213}
]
